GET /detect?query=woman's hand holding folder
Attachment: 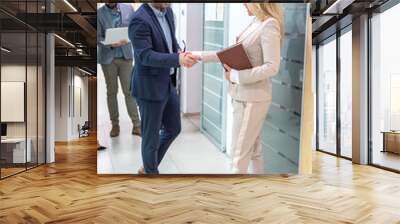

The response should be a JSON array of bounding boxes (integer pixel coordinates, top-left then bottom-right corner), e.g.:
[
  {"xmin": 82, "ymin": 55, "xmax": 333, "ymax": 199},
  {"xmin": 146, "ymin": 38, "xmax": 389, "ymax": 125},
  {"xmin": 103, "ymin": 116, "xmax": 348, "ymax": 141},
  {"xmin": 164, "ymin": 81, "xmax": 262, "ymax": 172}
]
[
  {"xmin": 223, "ymin": 64, "xmax": 232, "ymax": 82},
  {"xmin": 216, "ymin": 43, "xmax": 252, "ymax": 70}
]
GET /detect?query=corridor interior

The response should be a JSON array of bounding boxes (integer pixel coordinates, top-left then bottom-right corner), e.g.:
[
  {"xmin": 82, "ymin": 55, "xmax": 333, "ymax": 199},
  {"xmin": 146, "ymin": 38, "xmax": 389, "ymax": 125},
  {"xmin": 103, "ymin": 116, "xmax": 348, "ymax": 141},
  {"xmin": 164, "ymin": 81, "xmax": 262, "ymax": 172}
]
[{"xmin": 97, "ymin": 65, "xmax": 231, "ymax": 174}]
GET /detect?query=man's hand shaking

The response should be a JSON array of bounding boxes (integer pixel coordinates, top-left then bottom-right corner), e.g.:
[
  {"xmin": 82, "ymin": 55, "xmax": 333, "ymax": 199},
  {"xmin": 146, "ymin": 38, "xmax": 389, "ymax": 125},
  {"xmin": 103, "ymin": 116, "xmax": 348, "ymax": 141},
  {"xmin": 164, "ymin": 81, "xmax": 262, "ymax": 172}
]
[{"xmin": 179, "ymin": 52, "xmax": 201, "ymax": 68}]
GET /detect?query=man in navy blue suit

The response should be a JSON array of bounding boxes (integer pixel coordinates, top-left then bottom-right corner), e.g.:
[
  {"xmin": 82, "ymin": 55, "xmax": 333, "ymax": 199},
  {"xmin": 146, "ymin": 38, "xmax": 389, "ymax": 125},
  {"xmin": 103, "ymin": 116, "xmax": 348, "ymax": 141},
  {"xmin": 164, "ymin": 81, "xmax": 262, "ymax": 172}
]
[{"xmin": 129, "ymin": 3, "xmax": 200, "ymax": 174}]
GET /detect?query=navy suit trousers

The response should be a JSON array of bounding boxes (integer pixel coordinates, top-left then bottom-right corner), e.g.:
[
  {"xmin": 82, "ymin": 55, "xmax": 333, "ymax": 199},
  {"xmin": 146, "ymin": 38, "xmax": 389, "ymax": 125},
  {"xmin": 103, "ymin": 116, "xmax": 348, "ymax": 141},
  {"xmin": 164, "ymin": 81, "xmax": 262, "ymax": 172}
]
[{"xmin": 136, "ymin": 86, "xmax": 181, "ymax": 174}]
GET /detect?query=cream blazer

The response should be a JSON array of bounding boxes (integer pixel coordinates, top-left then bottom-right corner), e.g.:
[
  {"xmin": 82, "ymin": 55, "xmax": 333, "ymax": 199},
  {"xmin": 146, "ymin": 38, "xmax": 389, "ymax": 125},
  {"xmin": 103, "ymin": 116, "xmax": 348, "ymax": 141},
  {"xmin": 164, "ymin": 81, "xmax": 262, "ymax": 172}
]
[{"xmin": 202, "ymin": 18, "xmax": 281, "ymax": 102}]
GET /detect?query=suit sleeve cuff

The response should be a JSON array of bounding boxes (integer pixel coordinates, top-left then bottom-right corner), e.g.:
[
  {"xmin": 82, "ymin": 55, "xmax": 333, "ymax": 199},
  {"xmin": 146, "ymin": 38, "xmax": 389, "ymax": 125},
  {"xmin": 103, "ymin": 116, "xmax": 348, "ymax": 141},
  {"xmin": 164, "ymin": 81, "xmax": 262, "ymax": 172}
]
[{"xmin": 174, "ymin": 53, "xmax": 181, "ymax": 67}]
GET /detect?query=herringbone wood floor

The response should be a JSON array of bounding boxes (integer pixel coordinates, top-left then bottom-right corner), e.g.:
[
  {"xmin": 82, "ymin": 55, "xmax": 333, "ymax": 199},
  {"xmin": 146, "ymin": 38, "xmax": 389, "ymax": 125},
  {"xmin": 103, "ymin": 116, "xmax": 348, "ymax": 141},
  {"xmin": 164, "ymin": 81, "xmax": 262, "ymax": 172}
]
[{"xmin": 1, "ymin": 135, "xmax": 400, "ymax": 224}]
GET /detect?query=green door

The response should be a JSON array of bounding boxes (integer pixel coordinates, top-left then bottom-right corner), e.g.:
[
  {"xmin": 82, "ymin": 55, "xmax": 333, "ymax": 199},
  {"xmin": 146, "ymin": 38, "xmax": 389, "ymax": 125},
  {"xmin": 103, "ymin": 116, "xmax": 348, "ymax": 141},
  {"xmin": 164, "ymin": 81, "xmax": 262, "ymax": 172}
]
[
  {"xmin": 262, "ymin": 3, "xmax": 310, "ymax": 173},
  {"xmin": 201, "ymin": 3, "xmax": 227, "ymax": 151}
]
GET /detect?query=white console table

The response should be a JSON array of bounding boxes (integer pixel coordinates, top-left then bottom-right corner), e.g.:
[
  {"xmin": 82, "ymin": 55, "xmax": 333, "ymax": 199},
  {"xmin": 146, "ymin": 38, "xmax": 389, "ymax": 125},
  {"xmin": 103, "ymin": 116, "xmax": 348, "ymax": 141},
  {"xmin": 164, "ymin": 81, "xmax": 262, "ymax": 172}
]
[{"xmin": 1, "ymin": 138, "xmax": 32, "ymax": 163}]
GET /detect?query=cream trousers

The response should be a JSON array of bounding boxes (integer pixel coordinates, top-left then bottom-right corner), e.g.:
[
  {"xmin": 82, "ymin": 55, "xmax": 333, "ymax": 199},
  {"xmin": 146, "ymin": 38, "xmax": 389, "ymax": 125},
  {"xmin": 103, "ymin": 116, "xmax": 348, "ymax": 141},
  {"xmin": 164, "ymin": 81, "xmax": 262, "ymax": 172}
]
[{"xmin": 231, "ymin": 99, "xmax": 271, "ymax": 174}]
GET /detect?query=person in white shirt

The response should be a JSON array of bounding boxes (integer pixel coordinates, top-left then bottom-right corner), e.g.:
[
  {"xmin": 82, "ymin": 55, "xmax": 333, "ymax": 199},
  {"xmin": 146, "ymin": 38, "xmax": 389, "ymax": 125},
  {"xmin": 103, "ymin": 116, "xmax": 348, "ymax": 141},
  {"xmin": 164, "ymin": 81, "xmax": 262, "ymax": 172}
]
[{"xmin": 200, "ymin": 3, "xmax": 283, "ymax": 174}]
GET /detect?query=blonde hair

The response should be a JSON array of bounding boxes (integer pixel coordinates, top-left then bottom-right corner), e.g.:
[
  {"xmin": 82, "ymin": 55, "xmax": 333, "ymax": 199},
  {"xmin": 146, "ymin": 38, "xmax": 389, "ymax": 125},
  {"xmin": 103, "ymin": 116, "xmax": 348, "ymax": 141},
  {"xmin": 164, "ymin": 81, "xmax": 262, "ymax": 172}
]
[{"xmin": 246, "ymin": 3, "xmax": 284, "ymax": 39}]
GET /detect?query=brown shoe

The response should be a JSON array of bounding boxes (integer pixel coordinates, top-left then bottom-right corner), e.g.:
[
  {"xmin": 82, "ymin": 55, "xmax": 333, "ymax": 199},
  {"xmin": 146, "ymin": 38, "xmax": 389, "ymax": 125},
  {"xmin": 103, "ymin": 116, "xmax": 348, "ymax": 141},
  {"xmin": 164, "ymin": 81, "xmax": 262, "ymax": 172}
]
[
  {"xmin": 138, "ymin": 166, "xmax": 145, "ymax": 175},
  {"xmin": 110, "ymin": 124, "xmax": 120, "ymax": 137},
  {"xmin": 132, "ymin": 126, "xmax": 141, "ymax": 136}
]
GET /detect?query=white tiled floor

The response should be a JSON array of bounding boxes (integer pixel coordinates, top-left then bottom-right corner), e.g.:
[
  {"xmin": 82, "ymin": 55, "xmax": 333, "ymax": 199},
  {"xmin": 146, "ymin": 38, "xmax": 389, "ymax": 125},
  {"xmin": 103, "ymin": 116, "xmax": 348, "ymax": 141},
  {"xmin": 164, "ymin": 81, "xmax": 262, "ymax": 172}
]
[{"xmin": 97, "ymin": 65, "xmax": 231, "ymax": 174}]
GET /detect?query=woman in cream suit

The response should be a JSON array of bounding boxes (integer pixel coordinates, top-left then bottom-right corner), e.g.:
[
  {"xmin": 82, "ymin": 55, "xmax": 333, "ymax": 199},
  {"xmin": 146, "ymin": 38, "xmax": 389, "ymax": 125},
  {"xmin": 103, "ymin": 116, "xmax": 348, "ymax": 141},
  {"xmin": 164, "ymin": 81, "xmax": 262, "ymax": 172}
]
[{"xmin": 201, "ymin": 3, "xmax": 283, "ymax": 174}]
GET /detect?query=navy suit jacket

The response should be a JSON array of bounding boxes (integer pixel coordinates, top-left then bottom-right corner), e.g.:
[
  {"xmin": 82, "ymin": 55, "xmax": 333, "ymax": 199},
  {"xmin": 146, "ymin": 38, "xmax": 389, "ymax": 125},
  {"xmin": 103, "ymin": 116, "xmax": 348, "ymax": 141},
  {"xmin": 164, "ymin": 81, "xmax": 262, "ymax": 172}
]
[{"xmin": 129, "ymin": 4, "xmax": 180, "ymax": 101}]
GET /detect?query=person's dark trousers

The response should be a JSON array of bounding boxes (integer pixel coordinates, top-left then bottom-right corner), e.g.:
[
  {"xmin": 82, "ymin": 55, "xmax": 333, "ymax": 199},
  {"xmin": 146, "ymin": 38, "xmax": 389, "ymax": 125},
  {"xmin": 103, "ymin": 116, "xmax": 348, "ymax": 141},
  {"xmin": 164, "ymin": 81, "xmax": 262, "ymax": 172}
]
[{"xmin": 136, "ymin": 86, "xmax": 181, "ymax": 174}]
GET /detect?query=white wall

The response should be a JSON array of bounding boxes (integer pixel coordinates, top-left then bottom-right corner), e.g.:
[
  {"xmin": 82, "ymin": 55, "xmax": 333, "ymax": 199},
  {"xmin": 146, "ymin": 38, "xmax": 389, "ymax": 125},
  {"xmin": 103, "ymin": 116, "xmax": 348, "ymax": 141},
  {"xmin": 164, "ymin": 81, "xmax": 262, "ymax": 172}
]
[
  {"xmin": 1, "ymin": 65, "xmax": 26, "ymax": 140},
  {"xmin": 1, "ymin": 65, "xmax": 39, "ymax": 138},
  {"xmin": 172, "ymin": 3, "xmax": 204, "ymax": 114},
  {"xmin": 55, "ymin": 66, "xmax": 68, "ymax": 141},
  {"xmin": 1, "ymin": 63, "xmax": 47, "ymax": 164},
  {"xmin": 72, "ymin": 73, "xmax": 89, "ymax": 138},
  {"xmin": 54, "ymin": 67, "xmax": 89, "ymax": 141},
  {"xmin": 1, "ymin": 66, "xmax": 26, "ymax": 126}
]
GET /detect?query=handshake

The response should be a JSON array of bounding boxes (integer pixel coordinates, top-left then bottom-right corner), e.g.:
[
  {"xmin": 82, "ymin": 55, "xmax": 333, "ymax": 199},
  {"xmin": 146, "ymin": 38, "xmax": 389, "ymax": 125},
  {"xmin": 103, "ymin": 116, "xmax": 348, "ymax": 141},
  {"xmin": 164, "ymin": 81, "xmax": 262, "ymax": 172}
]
[{"xmin": 179, "ymin": 52, "xmax": 202, "ymax": 68}]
